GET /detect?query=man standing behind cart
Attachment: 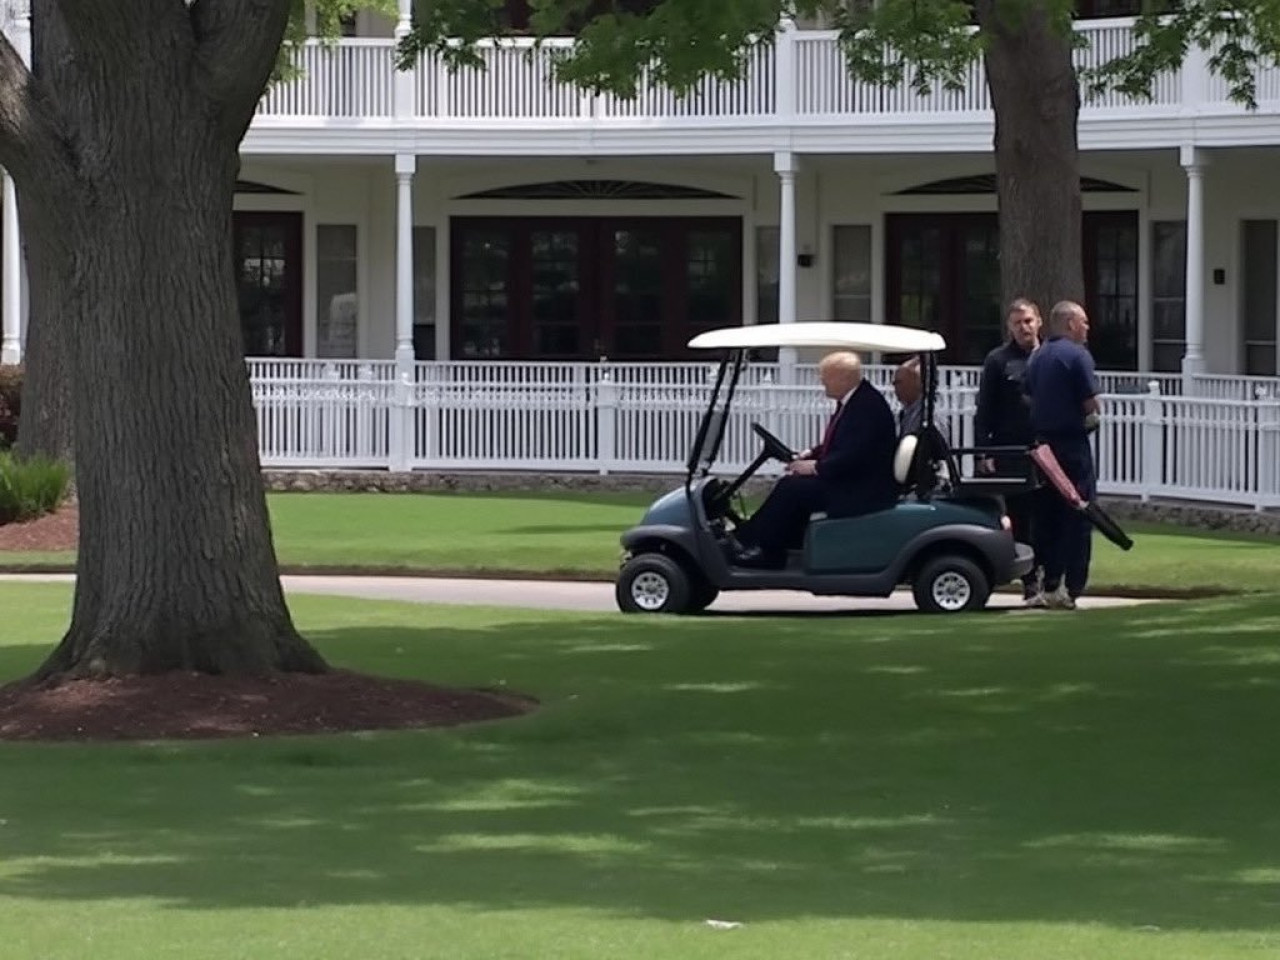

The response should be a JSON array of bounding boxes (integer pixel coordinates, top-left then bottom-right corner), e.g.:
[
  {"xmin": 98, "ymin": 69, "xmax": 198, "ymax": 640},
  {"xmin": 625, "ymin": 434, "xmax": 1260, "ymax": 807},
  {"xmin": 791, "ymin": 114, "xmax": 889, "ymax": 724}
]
[
  {"xmin": 1022, "ymin": 300, "xmax": 1101, "ymax": 611},
  {"xmin": 975, "ymin": 298, "xmax": 1044, "ymax": 605}
]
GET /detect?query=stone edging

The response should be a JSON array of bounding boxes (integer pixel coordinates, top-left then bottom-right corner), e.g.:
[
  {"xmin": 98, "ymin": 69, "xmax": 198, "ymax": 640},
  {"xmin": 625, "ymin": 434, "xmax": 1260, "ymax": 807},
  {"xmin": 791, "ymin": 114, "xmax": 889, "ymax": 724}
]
[{"xmin": 261, "ymin": 468, "xmax": 1280, "ymax": 537}]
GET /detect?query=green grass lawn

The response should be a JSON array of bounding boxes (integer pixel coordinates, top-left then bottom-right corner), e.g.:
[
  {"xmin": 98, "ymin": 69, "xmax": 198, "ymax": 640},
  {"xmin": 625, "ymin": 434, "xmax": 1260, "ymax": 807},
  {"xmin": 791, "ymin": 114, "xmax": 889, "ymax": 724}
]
[
  {"xmin": 2, "ymin": 490, "xmax": 1277, "ymax": 595},
  {"xmin": 2, "ymin": 583, "xmax": 1279, "ymax": 958}
]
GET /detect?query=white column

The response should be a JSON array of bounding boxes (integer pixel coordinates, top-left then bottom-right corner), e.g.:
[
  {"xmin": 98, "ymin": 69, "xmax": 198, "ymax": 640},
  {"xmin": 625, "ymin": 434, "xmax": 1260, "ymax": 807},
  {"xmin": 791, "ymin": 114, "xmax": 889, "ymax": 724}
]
[
  {"xmin": 775, "ymin": 151, "xmax": 799, "ymax": 379},
  {"xmin": 394, "ymin": 154, "xmax": 416, "ymax": 365},
  {"xmin": 1, "ymin": 3, "xmax": 30, "ymax": 367},
  {"xmin": 1180, "ymin": 145, "xmax": 1207, "ymax": 379},
  {"xmin": 1, "ymin": 171, "xmax": 21, "ymax": 366}
]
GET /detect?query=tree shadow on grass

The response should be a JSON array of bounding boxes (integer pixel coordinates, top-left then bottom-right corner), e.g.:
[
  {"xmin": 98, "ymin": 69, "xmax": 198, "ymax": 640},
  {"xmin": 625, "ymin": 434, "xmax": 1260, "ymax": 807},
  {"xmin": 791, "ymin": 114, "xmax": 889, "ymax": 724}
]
[{"xmin": 1, "ymin": 597, "xmax": 1279, "ymax": 932}]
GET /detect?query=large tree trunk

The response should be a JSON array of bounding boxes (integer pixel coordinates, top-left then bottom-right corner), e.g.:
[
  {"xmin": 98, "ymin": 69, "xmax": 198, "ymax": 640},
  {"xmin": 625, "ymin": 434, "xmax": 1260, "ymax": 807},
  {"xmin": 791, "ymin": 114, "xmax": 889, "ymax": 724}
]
[
  {"xmin": 14, "ymin": 189, "xmax": 74, "ymax": 466},
  {"xmin": 7, "ymin": 0, "xmax": 327, "ymax": 679},
  {"xmin": 975, "ymin": 1, "xmax": 1085, "ymax": 314}
]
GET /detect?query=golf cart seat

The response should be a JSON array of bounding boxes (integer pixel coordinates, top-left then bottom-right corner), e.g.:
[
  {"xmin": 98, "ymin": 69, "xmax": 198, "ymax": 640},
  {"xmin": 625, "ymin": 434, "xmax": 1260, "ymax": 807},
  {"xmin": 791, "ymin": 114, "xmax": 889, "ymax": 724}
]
[
  {"xmin": 806, "ymin": 434, "xmax": 923, "ymax": 523},
  {"xmin": 894, "ymin": 433, "xmax": 919, "ymax": 485}
]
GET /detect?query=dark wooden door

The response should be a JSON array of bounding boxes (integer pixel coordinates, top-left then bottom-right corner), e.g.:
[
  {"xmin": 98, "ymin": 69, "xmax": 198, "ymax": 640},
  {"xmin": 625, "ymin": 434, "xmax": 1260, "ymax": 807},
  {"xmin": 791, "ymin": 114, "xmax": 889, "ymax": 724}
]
[
  {"xmin": 885, "ymin": 212, "xmax": 1002, "ymax": 364},
  {"xmin": 233, "ymin": 211, "xmax": 304, "ymax": 357},
  {"xmin": 450, "ymin": 216, "xmax": 742, "ymax": 360}
]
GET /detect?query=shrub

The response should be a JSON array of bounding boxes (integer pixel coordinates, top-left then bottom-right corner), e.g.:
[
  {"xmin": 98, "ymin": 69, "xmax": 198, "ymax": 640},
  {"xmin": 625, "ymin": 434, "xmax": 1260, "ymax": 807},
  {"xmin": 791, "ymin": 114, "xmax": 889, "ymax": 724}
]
[
  {"xmin": 0, "ymin": 364, "xmax": 19, "ymax": 450},
  {"xmin": 0, "ymin": 451, "xmax": 71, "ymax": 524}
]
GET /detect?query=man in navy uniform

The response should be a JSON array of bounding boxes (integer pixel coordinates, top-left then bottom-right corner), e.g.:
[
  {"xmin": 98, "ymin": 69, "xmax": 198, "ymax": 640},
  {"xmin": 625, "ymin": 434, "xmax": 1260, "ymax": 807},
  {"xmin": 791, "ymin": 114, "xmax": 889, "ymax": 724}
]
[
  {"xmin": 975, "ymin": 298, "xmax": 1043, "ymax": 604},
  {"xmin": 1022, "ymin": 300, "xmax": 1101, "ymax": 610},
  {"xmin": 731, "ymin": 351, "xmax": 898, "ymax": 569}
]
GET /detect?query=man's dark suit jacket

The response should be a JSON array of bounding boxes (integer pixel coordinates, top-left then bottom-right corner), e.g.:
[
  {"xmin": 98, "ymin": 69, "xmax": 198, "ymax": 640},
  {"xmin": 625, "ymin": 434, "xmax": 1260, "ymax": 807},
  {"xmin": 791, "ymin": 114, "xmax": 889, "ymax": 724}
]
[{"xmin": 810, "ymin": 380, "xmax": 900, "ymax": 518}]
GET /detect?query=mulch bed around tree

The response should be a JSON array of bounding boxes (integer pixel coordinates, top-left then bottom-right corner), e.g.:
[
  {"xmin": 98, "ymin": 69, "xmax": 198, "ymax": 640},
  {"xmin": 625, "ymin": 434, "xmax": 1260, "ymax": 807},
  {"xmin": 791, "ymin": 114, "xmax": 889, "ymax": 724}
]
[
  {"xmin": 0, "ymin": 503, "xmax": 538, "ymax": 742},
  {"xmin": 0, "ymin": 502, "xmax": 78, "ymax": 552},
  {"xmin": 0, "ymin": 669, "xmax": 537, "ymax": 742}
]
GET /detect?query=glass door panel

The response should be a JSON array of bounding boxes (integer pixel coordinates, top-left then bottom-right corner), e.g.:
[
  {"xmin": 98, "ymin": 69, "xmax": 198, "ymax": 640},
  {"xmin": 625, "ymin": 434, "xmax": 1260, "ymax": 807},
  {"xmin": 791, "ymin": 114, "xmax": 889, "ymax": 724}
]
[
  {"xmin": 896, "ymin": 223, "xmax": 944, "ymax": 331},
  {"xmin": 456, "ymin": 227, "xmax": 512, "ymax": 358},
  {"xmin": 609, "ymin": 226, "xmax": 665, "ymax": 358},
  {"xmin": 958, "ymin": 219, "xmax": 1002, "ymax": 364},
  {"xmin": 686, "ymin": 228, "xmax": 737, "ymax": 339},
  {"xmin": 1084, "ymin": 211, "xmax": 1139, "ymax": 369},
  {"xmin": 529, "ymin": 228, "xmax": 583, "ymax": 357}
]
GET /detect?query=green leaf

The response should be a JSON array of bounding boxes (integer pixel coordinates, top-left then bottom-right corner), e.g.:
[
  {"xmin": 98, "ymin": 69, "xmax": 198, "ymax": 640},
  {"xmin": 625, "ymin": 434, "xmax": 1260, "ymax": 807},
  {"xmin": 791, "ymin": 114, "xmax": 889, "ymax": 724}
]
[{"xmin": 1082, "ymin": 1, "xmax": 1280, "ymax": 110}]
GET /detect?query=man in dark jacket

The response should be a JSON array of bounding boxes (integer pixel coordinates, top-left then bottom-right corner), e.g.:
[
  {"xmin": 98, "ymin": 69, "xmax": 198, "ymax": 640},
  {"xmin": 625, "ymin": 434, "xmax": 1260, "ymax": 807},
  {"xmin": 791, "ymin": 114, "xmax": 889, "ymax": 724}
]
[
  {"xmin": 974, "ymin": 298, "xmax": 1043, "ymax": 603},
  {"xmin": 731, "ymin": 351, "xmax": 898, "ymax": 569}
]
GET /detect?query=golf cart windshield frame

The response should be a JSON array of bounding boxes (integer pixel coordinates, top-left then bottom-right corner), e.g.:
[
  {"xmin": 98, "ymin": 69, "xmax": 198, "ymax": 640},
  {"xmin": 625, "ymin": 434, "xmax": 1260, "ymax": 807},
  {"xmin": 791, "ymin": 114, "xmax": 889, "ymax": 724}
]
[{"xmin": 685, "ymin": 348, "xmax": 748, "ymax": 485}]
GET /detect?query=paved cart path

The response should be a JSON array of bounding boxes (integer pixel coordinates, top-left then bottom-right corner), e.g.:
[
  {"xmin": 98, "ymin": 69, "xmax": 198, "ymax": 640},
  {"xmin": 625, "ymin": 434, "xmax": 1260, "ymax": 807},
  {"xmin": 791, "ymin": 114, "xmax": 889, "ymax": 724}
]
[{"xmin": 1, "ymin": 573, "xmax": 1162, "ymax": 614}]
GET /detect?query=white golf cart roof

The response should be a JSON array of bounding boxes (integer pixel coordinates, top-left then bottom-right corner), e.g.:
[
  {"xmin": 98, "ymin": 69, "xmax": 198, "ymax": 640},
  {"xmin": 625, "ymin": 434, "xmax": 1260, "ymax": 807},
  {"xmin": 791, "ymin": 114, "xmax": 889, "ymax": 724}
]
[{"xmin": 688, "ymin": 321, "xmax": 946, "ymax": 354}]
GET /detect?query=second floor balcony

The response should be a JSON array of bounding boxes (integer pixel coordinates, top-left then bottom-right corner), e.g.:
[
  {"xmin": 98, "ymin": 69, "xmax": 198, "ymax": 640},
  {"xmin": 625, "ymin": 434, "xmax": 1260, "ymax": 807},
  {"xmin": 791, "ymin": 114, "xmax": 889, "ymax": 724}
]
[{"xmin": 250, "ymin": 18, "xmax": 1280, "ymax": 153}]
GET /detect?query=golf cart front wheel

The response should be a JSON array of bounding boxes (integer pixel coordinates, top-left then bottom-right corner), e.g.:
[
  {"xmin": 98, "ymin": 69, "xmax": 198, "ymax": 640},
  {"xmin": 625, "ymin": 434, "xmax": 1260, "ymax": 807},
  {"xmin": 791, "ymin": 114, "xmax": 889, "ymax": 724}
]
[
  {"xmin": 616, "ymin": 553, "xmax": 692, "ymax": 614},
  {"xmin": 912, "ymin": 555, "xmax": 991, "ymax": 614}
]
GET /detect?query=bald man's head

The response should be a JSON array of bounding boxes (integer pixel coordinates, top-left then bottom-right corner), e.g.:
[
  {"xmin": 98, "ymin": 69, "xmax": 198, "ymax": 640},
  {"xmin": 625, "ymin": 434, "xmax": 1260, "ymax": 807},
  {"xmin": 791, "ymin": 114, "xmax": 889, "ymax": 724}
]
[
  {"xmin": 892, "ymin": 357, "xmax": 921, "ymax": 406},
  {"xmin": 1048, "ymin": 300, "xmax": 1090, "ymax": 343}
]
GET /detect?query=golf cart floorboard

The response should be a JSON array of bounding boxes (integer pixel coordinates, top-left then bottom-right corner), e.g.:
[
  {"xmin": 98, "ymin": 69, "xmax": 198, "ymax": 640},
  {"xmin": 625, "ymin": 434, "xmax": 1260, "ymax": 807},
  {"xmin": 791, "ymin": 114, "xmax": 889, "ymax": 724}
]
[{"xmin": 721, "ymin": 558, "xmax": 898, "ymax": 596}]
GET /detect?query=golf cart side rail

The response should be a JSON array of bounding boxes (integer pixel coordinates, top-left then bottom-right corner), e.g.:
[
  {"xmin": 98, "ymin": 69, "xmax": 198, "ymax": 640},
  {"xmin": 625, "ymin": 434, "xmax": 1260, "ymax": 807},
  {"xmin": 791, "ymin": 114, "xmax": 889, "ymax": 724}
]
[{"xmin": 939, "ymin": 442, "xmax": 1041, "ymax": 498}]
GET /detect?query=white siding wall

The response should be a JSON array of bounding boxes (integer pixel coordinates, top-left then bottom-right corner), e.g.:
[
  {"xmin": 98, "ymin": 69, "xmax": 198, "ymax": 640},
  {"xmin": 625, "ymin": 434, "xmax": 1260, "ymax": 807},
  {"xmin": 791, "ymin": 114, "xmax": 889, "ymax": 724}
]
[{"xmin": 237, "ymin": 149, "xmax": 1280, "ymax": 374}]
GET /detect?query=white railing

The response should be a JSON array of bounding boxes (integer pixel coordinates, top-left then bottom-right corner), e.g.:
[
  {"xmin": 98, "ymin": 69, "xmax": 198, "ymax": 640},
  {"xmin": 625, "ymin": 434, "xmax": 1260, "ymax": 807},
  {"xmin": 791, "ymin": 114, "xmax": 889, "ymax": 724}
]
[
  {"xmin": 257, "ymin": 20, "xmax": 1280, "ymax": 124},
  {"xmin": 260, "ymin": 39, "xmax": 396, "ymax": 117},
  {"xmin": 245, "ymin": 359, "xmax": 1280, "ymax": 510}
]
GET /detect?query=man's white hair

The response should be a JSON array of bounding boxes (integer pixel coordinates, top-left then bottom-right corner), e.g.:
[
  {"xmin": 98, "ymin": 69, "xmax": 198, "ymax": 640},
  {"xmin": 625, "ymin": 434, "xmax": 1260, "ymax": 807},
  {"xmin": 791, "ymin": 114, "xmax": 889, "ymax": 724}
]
[{"xmin": 819, "ymin": 351, "xmax": 863, "ymax": 380}]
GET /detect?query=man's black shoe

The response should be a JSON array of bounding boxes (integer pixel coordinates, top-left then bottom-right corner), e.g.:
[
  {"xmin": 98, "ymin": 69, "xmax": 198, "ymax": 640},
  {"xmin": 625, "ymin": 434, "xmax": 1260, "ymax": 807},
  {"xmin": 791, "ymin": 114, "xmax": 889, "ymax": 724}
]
[{"xmin": 731, "ymin": 544, "xmax": 785, "ymax": 569}]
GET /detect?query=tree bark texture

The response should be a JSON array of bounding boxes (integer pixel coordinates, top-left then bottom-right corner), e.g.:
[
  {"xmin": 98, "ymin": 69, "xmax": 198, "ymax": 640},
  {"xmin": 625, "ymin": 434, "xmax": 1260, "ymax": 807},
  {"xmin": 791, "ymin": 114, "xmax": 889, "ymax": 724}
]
[
  {"xmin": 975, "ymin": 0, "xmax": 1085, "ymax": 317},
  {"xmin": 14, "ymin": 185, "xmax": 74, "ymax": 466},
  {"xmin": 6, "ymin": 0, "xmax": 328, "ymax": 679}
]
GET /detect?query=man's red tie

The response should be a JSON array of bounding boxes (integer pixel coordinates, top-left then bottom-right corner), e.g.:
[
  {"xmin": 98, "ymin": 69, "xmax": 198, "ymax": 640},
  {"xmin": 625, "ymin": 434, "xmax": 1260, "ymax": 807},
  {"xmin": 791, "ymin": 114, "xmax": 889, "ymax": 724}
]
[{"xmin": 819, "ymin": 400, "xmax": 844, "ymax": 454}]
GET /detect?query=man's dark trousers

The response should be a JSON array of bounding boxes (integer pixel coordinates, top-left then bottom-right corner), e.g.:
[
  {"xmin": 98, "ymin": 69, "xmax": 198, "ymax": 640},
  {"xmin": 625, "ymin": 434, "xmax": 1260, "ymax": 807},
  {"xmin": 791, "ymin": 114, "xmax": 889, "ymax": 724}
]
[
  {"xmin": 991, "ymin": 453, "xmax": 1041, "ymax": 594},
  {"xmin": 1035, "ymin": 436, "xmax": 1095, "ymax": 598},
  {"xmin": 741, "ymin": 474, "xmax": 822, "ymax": 554}
]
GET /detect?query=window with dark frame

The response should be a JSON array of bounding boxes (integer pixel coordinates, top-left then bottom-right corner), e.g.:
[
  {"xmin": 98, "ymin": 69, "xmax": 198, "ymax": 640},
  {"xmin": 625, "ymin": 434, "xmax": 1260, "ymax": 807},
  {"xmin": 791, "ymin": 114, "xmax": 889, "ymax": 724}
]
[
  {"xmin": 1150, "ymin": 220, "xmax": 1187, "ymax": 373},
  {"xmin": 831, "ymin": 224, "xmax": 873, "ymax": 324},
  {"xmin": 412, "ymin": 226, "xmax": 437, "ymax": 361},
  {"xmin": 756, "ymin": 226, "xmax": 779, "ymax": 325},
  {"xmin": 1242, "ymin": 220, "xmax": 1279, "ymax": 377}
]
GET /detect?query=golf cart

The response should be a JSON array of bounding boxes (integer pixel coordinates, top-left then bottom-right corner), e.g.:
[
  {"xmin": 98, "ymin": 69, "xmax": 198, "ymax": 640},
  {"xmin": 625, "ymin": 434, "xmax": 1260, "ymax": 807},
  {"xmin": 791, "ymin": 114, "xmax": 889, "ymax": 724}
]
[{"xmin": 614, "ymin": 321, "xmax": 1039, "ymax": 615}]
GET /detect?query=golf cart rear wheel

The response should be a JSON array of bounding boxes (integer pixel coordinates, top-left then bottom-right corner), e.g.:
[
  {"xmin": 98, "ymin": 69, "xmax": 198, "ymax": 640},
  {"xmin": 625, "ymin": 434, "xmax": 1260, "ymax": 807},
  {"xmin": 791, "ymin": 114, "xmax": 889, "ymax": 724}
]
[
  {"xmin": 617, "ymin": 553, "xmax": 692, "ymax": 614},
  {"xmin": 912, "ymin": 555, "xmax": 991, "ymax": 614}
]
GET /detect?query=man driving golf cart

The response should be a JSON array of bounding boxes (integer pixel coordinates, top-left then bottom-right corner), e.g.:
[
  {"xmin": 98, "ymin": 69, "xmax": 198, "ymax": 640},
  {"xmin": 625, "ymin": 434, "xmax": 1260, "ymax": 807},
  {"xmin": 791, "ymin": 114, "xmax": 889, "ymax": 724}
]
[{"xmin": 729, "ymin": 350, "xmax": 899, "ymax": 569}]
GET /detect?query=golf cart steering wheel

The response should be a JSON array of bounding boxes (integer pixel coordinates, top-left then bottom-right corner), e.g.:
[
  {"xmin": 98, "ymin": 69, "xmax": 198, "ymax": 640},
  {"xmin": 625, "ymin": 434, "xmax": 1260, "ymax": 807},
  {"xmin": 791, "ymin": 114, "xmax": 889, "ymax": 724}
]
[{"xmin": 751, "ymin": 422, "xmax": 796, "ymax": 463}]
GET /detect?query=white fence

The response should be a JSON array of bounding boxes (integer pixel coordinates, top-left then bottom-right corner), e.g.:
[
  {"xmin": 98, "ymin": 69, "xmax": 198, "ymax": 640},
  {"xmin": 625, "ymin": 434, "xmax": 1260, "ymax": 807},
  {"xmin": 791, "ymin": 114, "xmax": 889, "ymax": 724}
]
[{"xmin": 248, "ymin": 359, "xmax": 1280, "ymax": 511}]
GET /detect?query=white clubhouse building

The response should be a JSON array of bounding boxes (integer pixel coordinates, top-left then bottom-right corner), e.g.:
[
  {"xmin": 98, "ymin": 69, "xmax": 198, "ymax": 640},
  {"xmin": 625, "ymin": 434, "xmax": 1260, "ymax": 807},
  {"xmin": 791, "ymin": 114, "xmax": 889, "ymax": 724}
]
[
  {"xmin": 3, "ymin": 2, "xmax": 1280, "ymax": 376},
  {"xmin": 1, "ymin": 3, "xmax": 1278, "ymax": 512}
]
